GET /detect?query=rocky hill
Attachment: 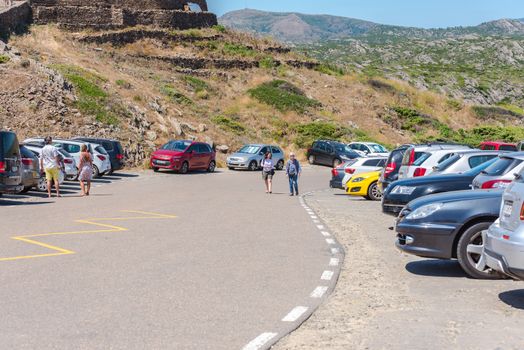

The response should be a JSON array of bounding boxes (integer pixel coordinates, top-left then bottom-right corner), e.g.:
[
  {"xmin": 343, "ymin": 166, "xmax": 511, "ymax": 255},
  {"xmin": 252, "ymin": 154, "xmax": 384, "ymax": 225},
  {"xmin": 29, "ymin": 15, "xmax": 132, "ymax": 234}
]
[
  {"xmin": 1, "ymin": 24, "xmax": 523, "ymax": 168},
  {"xmin": 220, "ymin": 9, "xmax": 524, "ymax": 44}
]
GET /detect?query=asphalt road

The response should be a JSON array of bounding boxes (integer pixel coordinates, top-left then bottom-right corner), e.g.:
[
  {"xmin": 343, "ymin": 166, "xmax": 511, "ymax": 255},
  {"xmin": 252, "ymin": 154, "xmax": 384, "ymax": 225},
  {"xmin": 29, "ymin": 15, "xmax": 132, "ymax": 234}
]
[{"xmin": 0, "ymin": 166, "xmax": 342, "ymax": 349}]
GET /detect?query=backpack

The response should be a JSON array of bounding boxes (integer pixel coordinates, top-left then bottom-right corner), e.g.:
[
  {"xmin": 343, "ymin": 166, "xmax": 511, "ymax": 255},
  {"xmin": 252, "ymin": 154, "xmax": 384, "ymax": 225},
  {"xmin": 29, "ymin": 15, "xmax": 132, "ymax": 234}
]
[{"xmin": 288, "ymin": 160, "xmax": 298, "ymax": 175}]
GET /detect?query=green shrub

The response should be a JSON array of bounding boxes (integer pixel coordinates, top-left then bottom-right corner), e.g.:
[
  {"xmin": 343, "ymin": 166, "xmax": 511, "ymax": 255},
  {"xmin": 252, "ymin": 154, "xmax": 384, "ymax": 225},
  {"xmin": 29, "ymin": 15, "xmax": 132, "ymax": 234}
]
[
  {"xmin": 183, "ymin": 76, "xmax": 209, "ymax": 93},
  {"xmin": 472, "ymin": 105, "xmax": 522, "ymax": 119},
  {"xmin": 212, "ymin": 24, "xmax": 227, "ymax": 33},
  {"xmin": 211, "ymin": 115, "xmax": 246, "ymax": 135},
  {"xmin": 292, "ymin": 122, "xmax": 350, "ymax": 148},
  {"xmin": 248, "ymin": 80, "xmax": 321, "ymax": 113},
  {"xmin": 423, "ymin": 126, "xmax": 524, "ymax": 147},
  {"xmin": 446, "ymin": 99, "xmax": 463, "ymax": 111},
  {"xmin": 315, "ymin": 63, "xmax": 345, "ymax": 76},
  {"xmin": 52, "ymin": 64, "xmax": 119, "ymax": 125},
  {"xmin": 0, "ymin": 55, "xmax": 10, "ymax": 64},
  {"xmin": 392, "ymin": 107, "xmax": 443, "ymax": 133},
  {"xmin": 160, "ymin": 84, "xmax": 193, "ymax": 105},
  {"xmin": 259, "ymin": 56, "xmax": 278, "ymax": 69},
  {"xmin": 222, "ymin": 43, "xmax": 256, "ymax": 57}
]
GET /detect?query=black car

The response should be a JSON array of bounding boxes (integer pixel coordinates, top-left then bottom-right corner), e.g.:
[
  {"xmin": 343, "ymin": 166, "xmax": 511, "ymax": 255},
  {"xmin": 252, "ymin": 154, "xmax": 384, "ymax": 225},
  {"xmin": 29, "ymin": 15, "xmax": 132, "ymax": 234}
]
[
  {"xmin": 382, "ymin": 157, "xmax": 497, "ymax": 217},
  {"xmin": 329, "ymin": 159, "xmax": 357, "ymax": 189},
  {"xmin": 19, "ymin": 145, "xmax": 40, "ymax": 193},
  {"xmin": 0, "ymin": 131, "xmax": 23, "ymax": 195},
  {"xmin": 307, "ymin": 140, "xmax": 360, "ymax": 168},
  {"xmin": 73, "ymin": 137, "xmax": 125, "ymax": 173},
  {"xmin": 396, "ymin": 189, "xmax": 503, "ymax": 279},
  {"xmin": 378, "ymin": 145, "xmax": 410, "ymax": 193}
]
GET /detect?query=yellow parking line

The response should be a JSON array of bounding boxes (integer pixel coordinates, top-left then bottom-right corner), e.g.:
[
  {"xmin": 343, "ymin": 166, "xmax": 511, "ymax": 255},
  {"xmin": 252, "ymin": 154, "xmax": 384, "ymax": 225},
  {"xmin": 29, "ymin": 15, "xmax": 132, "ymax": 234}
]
[{"xmin": 0, "ymin": 210, "xmax": 176, "ymax": 263}]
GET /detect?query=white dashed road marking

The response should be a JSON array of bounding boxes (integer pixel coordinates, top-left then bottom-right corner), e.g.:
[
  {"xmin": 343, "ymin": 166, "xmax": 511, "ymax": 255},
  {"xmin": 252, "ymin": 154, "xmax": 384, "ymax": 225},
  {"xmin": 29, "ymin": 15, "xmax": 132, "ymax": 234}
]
[
  {"xmin": 310, "ymin": 286, "xmax": 329, "ymax": 299},
  {"xmin": 316, "ymin": 225, "xmax": 325, "ymax": 230},
  {"xmin": 282, "ymin": 306, "xmax": 309, "ymax": 322},
  {"xmin": 331, "ymin": 247, "xmax": 340, "ymax": 255},
  {"xmin": 321, "ymin": 270, "xmax": 334, "ymax": 281},
  {"xmin": 321, "ymin": 231, "xmax": 331, "ymax": 237},
  {"xmin": 329, "ymin": 258, "xmax": 340, "ymax": 266},
  {"xmin": 242, "ymin": 333, "xmax": 278, "ymax": 350},
  {"xmin": 325, "ymin": 238, "xmax": 336, "ymax": 245}
]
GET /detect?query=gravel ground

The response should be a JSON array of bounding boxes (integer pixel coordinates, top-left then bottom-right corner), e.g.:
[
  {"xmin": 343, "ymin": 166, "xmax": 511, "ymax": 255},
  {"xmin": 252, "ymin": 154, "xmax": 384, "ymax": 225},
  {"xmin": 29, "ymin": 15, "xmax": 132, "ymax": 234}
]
[{"xmin": 273, "ymin": 189, "xmax": 524, "ymax": 350}]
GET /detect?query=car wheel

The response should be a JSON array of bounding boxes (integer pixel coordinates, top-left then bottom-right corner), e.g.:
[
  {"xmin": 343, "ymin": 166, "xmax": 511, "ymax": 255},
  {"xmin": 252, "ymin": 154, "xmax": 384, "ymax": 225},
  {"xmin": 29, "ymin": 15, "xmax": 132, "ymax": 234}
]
[
  {"xmin": 276, "ymin": 160, "xmax": 284, "ymax": 171},
  {"xmin": 207, "ymin": 161, "xmax": 216, "ymax": 173},
  {"xmin": 92, "ymin": 165, "xmax": 100, "ymax": 178},
  {"xmin": 37, "ymin": 178, "xmax": 47, "ymax": 192},
  {"xmin": 180, "ymin": 161, "xmax": 189, "ymax": 174},
  {"xmin": 365, "ymin": 182, "xmax": 382, "ymax": 201},
  {"xmin": 248, "ymin": 161, "xmax": 258, "ymax": 171},
  {"xmin": 333, "ymin": 158, "xmax": 342, "ymax": 168},
  {"xmin": 308, "ymin": 155, "xmax": 315, "ymax": 165},
  {"xmin": 228, "ymin": 166, "xmax": 235, "ymax": 171},
  {"xmin": 20, "ymin": 186, "xmax": 32, "ymax": 194},
  {"xmin": 153, "ymin": 167, "xmax": 159, "ymax": 173},
  {"xmin": 457, "ymin": 222, "xmax": 504, "ymax": 279}
]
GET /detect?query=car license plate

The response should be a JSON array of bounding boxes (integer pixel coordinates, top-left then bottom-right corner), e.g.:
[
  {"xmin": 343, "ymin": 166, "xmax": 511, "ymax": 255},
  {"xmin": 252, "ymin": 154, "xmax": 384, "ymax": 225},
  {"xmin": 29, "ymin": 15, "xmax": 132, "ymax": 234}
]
[
  {"xmin": 503, "ymin": 201, "xmax": 513, "ymax": 217},
  {"xmin": 12, "ymin": 166, "xmax": 18, "ymax": 172}
]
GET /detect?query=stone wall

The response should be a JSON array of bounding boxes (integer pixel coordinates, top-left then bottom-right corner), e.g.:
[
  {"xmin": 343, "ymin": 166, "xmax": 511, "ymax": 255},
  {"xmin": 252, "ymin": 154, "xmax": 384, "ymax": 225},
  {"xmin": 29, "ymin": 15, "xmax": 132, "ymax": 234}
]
[
  {"xmin": 0, "ymin": 1, "xmax": 31, "ymax": 39},
  {"xmin": 30, "ymin": 0, "xmax": 217, "ymax": 29}
]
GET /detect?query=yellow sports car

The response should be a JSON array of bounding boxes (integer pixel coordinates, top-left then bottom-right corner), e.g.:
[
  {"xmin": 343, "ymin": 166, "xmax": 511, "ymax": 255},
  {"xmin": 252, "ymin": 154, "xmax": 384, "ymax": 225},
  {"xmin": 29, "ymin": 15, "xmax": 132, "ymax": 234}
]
[{"xmin": 345, "ymin": 170, "xmax": 383, "ymax": 201}]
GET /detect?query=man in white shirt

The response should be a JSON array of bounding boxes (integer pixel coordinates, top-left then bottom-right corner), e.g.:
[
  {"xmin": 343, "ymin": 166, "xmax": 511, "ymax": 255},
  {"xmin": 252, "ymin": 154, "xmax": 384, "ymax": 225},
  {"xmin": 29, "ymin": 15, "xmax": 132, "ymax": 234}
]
[{"xmin": 39, "ymin": 136, "xmax": 61, "ymax": 198}]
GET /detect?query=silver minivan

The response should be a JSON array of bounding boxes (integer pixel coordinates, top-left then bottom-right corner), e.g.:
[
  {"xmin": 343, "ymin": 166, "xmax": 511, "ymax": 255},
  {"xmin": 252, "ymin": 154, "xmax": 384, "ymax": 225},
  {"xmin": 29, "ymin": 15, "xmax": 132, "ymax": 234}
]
[
  {"xmin": 484, "ymin": 167, "xmax": 524, "ymax": 280},
  {"xmin": 227, "ymin": 144, "xmax": 285, "ymax": 171}
]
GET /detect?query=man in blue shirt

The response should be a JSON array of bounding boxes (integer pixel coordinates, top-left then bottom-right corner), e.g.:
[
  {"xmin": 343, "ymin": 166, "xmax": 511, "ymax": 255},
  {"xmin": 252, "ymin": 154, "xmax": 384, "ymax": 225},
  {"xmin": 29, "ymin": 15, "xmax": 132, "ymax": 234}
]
[{"xmin": 286, "ymin": 153, "xmax": 302, "ymax": 196}]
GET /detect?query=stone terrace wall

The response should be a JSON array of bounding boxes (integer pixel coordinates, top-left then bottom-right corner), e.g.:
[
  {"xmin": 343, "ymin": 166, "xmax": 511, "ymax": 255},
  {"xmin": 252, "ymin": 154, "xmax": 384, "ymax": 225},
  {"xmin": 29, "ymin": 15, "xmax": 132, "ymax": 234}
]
[
  {"xmin": 30, "ymin": 0, "xmax": 216, "ymax": 29},
  {"xmin": 0, "ymin": 1, "xmax": 31, "ymax": 39}
]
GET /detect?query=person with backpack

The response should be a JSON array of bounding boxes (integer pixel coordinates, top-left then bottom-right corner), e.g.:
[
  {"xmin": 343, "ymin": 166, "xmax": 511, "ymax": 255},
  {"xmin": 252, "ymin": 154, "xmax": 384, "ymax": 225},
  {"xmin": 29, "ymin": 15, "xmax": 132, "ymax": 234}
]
[
  {"xmin": 261, "ymin": 152, "xmax": 275, "ymax": 194},
  {"xmin": 286, "ymin": 153, "xmax": 302, "ymax": 196}
]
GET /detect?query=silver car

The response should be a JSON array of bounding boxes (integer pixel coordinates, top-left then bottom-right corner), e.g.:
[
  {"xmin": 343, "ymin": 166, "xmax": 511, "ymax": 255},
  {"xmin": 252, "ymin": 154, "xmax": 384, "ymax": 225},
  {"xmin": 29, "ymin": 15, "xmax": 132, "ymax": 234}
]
[
  {"xmin": 472, "ymin": 153, "xmax": 524, "ymax": 190},
  {"xmin": 227, "ymin": 144, "xmax": 285, "ymax": 171},
  {"xmin": 430, "ymin": 150, "xmax": 501, "ymax": 175},
  {"xmin": 484, "ymin": 169, "xmax": 524, "ymax": 280}
]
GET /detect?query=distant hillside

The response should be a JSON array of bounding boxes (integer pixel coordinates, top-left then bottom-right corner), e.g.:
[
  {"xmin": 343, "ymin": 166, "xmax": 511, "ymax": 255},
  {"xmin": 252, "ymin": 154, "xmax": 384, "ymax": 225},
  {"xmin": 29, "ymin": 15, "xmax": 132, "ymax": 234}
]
[{"xmin": 220, "ymin": 9, "xmax": 524, "ymax": 43}]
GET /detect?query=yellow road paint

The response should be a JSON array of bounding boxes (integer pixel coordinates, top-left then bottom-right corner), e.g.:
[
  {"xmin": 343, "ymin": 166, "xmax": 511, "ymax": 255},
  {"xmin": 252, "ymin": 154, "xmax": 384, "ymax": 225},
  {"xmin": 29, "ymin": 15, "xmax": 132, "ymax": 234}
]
[{"xmin": 0, "ymin": 210, "xmax": 176, "ymax": 263}]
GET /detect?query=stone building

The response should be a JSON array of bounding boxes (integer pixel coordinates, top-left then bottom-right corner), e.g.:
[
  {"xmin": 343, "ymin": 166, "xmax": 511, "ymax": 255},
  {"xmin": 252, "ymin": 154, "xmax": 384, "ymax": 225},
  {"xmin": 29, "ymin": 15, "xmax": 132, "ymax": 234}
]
[{"xmin": 30, "ymin": 0, "xmax": 217, "ymax": 29}]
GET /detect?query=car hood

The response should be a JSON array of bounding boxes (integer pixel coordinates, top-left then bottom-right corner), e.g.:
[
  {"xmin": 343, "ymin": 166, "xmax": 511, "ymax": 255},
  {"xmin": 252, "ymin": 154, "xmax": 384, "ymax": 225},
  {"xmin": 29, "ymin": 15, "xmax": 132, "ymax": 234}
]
[
  {"xmin": 229, "ymin": 152, "xmax": 255, "ymax": 159},
  {"xmin": 153, "ymin": 150, "xmax": 184, "ymax": 158},
  {"xmin": 389, "ymin": 173, "xmax": 474, "ymax": 188},
  {"xmin": 408, "ymin": 189, "xmax": 504, "ymax": 210}
]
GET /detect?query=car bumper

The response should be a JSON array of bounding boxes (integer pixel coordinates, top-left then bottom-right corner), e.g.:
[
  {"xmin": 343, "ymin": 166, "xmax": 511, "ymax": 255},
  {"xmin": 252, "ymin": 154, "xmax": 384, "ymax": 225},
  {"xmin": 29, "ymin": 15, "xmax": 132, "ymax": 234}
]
[
  {"xmin": 382, "ymin": 202, "xmax": 404, "ymax": 216},
  {"xmin": 227, "ymin": 161, "xmax": 250, "ymax": 169},
  {"xmin": 151, "ymin": 159, "xmax": 181, "ymax": 170},
  {"xmin": 485, "ymin": 223, "xmax": 524, "ymax": 280},
  {"xmin": 111, "ymin": 161, "xmax": 125, "ymax": 171},
  {"xmin": 396, "ymin": 221, "xmax": 458, "ymax": 259},
  {"xmin": 0, "ymin": 183, "xmax": 24, "ymax": 194},
  {"xmin": 346, "ymin": 184, "xmax": 367, "ymax": 197},
  {"xmin": 330, "ymin": 179, "xmax": 344, "ymax": 190}
]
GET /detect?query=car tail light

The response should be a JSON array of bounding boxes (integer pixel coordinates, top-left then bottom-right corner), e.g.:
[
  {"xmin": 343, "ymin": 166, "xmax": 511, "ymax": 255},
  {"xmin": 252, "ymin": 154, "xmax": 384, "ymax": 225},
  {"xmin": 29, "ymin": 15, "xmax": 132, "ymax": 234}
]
[
  {"xmin": 0, "ymin": 161, "xmax": 6, "ymax": 173},
  {"xmin": 481, "ymin": 180, "xmax": 512, "ymax": 189},
  {"xmin": 332, "ymin": 168, "xmax": 339, "ymax": 177},
  {"xmin": 503, "ymin": 235, "xmax": 510, "ymax": 240},
  {"xmin": 413, "ymin": 168, "xmax": 427, "ymax": 177},
  {"xmin": 116, "ymin": 154, "xmax": 124, "ymax": 160},
  {"xmin": 520, "ymin": 203, "xmax": 524, "ymax": 221},
  {"xmin": 384, "ymin": 162, "xmax": 396, "ymax": 177},
  {"xmin": 408, "ymin": 149, "xmax": 416, "ymax": 166},
  {"xmin": 21, "ymin": 158, "xmax": 33, "ymax": 166},
  {"xmin": 63, "ymin": 158, "xmax": 73, "ymax": 164},
  {"xmin": 345, "ymin": 168, "xmax": 355, "ymax": 174},
  {"xmin": 97, "ymin": 155, "xmax": 107, "ymax": 161}
]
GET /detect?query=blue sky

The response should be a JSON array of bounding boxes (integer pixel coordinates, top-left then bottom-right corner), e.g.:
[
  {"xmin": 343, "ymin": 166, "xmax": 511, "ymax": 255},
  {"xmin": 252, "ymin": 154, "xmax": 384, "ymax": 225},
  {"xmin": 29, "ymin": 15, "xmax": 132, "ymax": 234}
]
[{"xmin": 208, "ymin": 0, "xmax": 524, "ymax": 28}]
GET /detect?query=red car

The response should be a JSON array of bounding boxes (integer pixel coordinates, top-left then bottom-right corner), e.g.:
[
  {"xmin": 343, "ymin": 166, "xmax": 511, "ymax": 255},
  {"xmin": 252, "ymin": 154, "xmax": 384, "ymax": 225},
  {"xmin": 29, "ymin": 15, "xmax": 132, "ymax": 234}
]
[
  {"xmin": 151, "ymin": 140, "xmax": 216, "ymax": 174},
  {"xmin": 480, "ymin": 141, "xmax": 517, "ymax": 151}
]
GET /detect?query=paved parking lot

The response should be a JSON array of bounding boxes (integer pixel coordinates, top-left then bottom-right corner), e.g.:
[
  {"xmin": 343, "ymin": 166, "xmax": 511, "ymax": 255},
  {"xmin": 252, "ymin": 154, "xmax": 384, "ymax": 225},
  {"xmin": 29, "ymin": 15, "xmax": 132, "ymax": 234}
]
[
  {"xmin": 0, "ymin": 167, "xmax": 342, "ymax": 349},
  {"xmin": 275, "ymin": 190, "xmax": 524, "ymax": 350}
]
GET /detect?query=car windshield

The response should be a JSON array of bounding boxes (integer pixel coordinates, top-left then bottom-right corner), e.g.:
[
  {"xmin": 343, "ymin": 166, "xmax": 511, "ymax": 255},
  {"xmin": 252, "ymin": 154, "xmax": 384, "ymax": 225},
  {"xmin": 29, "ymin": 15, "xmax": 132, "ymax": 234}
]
[
  {"xmin": 334, "ymin": 144, "xmax": 354, "ymax": 154},
  {"xmin": 480, "ymin": 157, "xmax": 523, "ymax": 176},
  {"xmin": 238, "ymin": 145, "xmax": 261, "ymax": 154},
  {"xmin": 370, "ymin": 144, "xmax": 388, "ymax": 153},
  {"xmin": 1, "ymin": 132, "xmax": 19, "ymax": 159},
  {"xmin": 463, "ymin": 158, "xmax": 497, "ymax": 176},
  {"xmin": 162, "ymin": 141, "xmax": 191, "ymax": 152},
  {"xmin": 435, "ymin": 154, "xmax": 461, "ymax": 172}
]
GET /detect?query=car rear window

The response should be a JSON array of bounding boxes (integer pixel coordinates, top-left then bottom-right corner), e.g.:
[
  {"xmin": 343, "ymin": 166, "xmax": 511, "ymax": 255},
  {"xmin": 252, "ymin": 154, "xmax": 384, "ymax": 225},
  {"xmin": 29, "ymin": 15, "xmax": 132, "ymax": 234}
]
[
  {"xmin": 481, "ymin": 157, "xmax": 523, "ymax": 176},
  {"xmin": 435, "ymin": 154, "xmax": 461, "ymax": 171},
  {"xmin": 20, "ymin": 146, "xmax": 35, "ymax": 159},
  {"xmin": 95, "ymin": 146, "xmax": 108, "ymax": 155},
  {"xmin": 102, "ymin": 141, "xmax": 114, "ymax": 151},
  {"xmin": 401, "ymin": 148, "xmax": 428, "ymax": 166},
  {"xmin": 412, "ymin": 152, "xmax": 431, "ymax": 166},
  {"xmin": 468, "ymin": 155, "xmax": 497, "ymax": 169},
  {"xmin": 1, "ymin": 132, "xmax": 20, "ymax": 159}
]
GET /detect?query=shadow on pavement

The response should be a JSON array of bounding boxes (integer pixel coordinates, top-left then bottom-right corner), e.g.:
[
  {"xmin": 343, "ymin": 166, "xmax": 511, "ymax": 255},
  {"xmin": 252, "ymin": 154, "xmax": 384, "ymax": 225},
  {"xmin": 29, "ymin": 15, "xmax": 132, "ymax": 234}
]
[
  {"xmin": 108, "ymin": 173, "xmax": 139, "ymax": 178},
  {"xmin": 405, "ymin": 260, "xmax": 469, "ymax": 278},
  {"xmin": 499, "ymin": 289, "xmax": 524, "ymax": 310},
  {"xmin": 0, "ymin": 199, "xmax": 53, "ymax": 206}
]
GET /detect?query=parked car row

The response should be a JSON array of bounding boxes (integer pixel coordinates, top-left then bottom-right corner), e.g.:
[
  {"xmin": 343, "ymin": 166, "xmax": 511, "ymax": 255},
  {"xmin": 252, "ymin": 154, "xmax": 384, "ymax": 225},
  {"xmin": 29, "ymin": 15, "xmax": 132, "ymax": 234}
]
[{"xmin": 0, "ymin": 131, "xmax": 125, "ymax": 197}]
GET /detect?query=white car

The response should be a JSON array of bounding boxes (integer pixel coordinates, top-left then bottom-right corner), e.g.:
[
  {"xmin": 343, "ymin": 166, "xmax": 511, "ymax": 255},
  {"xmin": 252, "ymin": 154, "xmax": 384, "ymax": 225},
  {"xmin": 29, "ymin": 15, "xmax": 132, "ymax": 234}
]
[
  {"xmin": 25, "ymin": 144, "xmax": 78, "ymax": 180},
  {"xmin": 342, "ymin": 157, "xmax": 387, "ymax": 188},
  {"xmin": 398, "ymin": 144, "xmax": 473, "ymax": 179},
  {"xmin": 348, "ymin": 142, "xmax": 389, "ymax": 157},
  {"xmin": 24, "ymin": 138, "xmax": 111, "ymax": 178}
]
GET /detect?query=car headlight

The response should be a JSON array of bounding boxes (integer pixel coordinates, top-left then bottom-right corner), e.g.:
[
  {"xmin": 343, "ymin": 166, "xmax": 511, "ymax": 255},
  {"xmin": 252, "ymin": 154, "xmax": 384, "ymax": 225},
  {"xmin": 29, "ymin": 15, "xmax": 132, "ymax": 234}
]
[
  {"xmin": 352, "ymin": 177, "xmax": 365, "ymax": 183},
  {"xmin": 406, "ymin": 203, "xmax": 444, "ymax": 220},
  {"xmin": 391, "ymin": 186, "xmax": 417, "ymax": 195}
]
